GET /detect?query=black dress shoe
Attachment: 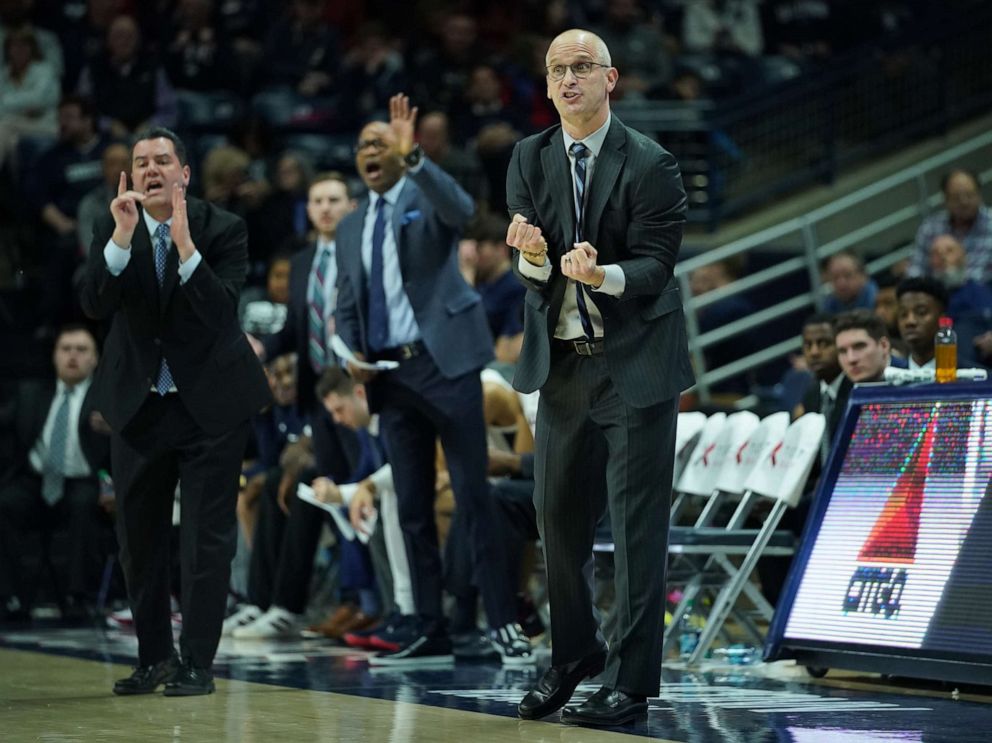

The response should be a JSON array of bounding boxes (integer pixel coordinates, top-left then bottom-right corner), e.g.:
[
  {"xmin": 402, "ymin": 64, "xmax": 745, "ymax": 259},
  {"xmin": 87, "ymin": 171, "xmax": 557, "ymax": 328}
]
[
  {"xmin": 163, "ymin": 664, "xmax": 215, "ymax": 696},
  {"xmin": 517, "ymin": 650, "xmax": 606, "ymax": 720},
  {"xmin": 113, "ymin": 655, "xmax": 180, "ymax": 695},
  {"xmin": 561, "ymin": 686, "xmax": 648, "ymax": 726}
]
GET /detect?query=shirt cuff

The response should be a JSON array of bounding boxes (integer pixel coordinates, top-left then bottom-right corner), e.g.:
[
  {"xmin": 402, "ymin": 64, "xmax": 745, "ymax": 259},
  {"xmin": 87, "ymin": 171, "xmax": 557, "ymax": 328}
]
[
  {"xmin": 368, "ymin": 463, "xmax": 393, "ymax": 496},
  {"xmin": 177, "ymin": 250, "xmax": 202, "ymax": 284},
  {"xmin": 103, "ymin": 238, "xmax": 131, "ymax": 276},
  {"xmin": 591, "ymin": 264, "xmax": 625, "ymax": 297},
  {"xmin": 517, "ymin": 252, "xmax": 552, "ymax": 281}
]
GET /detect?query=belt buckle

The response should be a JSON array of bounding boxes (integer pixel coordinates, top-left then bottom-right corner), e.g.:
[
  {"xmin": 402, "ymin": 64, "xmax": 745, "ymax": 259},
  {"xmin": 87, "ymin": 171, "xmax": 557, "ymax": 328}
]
[
  {"xmin": 400, "ymin": 343, "xmax": 416, "ymax": 360},
  {"xmin": 574, "ymin": 340, "xmax": 593, "ymax": 356}
]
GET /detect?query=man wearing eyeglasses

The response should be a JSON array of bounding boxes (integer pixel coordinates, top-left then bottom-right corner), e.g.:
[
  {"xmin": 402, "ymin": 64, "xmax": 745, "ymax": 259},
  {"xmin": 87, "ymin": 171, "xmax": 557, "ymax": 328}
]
[
  {"xmin": 506, "ymin": 30, "xmax": 693, "ymax": 726},
  {"xmin": 333, "ymin": 94, "xmax": 534, "ymax": 666}
]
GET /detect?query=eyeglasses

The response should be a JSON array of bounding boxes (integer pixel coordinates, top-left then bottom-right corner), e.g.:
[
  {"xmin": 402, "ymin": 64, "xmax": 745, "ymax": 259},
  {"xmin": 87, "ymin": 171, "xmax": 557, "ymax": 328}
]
[
  {"xmin": 546, "ymin": 61, "xmax": 610, "ymax": 82},
  {"xmin": 354, "ymin": 138, "xmax": 388, "ymax": 155}
]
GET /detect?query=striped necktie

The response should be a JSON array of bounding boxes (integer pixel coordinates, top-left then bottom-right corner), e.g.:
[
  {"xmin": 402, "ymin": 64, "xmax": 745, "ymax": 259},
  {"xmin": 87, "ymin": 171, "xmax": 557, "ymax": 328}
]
[
  {"xmin": 153, "ymin": 223, "xmax": 175, "ymax": 394},
  {"xmin": 308, "ymin": 244, "xmax": 332, "ymax": 372},
  {"xmin": 569, "ymin": 141, "xmax": 596, "ymax": 340}
]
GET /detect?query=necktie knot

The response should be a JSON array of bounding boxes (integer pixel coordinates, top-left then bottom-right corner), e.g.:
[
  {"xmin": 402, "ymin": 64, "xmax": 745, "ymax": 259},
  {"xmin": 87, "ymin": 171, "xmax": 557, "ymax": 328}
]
[{"xmin": 570, "ymin": 142, "xmax": 589, "ymax": 161}]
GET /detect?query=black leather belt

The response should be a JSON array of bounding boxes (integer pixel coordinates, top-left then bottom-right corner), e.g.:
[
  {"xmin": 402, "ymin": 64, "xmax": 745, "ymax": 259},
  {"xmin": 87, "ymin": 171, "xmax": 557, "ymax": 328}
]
[
  {"xmin": 372, "ymin": 340, "xmax": 426, "ymax": 362},
  {"xmin": 552, "ymin": 337, "xmax": 605, "ymax": 356}
]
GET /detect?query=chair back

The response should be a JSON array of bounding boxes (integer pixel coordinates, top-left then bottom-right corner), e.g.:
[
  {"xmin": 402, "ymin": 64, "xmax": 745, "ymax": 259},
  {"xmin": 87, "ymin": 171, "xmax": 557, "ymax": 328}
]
[
  {"xmin": 715, "ymin": 411, "xmax": 790, "ymax": 495},
  {"xmin": 675, "ymin": 412, "xmax": 727, "ymax": 496},
  {"xmin": 744, "ymin": 413, "xmax": 826, "ymax": 508}
]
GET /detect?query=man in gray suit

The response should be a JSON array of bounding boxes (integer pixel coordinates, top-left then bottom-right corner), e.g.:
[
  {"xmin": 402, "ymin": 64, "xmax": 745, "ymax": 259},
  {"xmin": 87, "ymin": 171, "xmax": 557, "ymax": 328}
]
[
  {"xmin": 335, "ymin": 94, "xmax": 533, "ymax": 666},
  {"xmin": 506, "ymin": 29, "xmax": 694, "ymax": 725}
]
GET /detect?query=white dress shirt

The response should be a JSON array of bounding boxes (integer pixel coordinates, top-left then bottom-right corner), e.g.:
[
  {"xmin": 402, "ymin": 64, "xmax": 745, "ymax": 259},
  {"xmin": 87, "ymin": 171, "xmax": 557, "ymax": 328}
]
[
  {"xmin": 518, "ymin": 113, "xmax": 626, "ymax": 340},
  {"xmin": 909, "ymin": 356, "xmax": 936, "ymax": 371},
  {"xmin": 29, "ymin": 377, "xmax": 93, "ymax": 479},
  {"xmin": 103, "ymin": 209, "xmax": 202, "ymax": 283}
]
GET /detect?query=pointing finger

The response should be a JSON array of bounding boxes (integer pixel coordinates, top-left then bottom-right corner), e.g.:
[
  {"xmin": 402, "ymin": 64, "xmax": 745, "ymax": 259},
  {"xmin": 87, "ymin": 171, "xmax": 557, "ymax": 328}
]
[{"xmin": 118, "ymin": 171, "xmax": 127, "ymax": 196}]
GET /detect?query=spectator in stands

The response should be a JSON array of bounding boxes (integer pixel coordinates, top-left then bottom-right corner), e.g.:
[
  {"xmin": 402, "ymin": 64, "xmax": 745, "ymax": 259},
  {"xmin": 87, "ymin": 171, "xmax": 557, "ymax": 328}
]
[
  {"xmin": 822, "ymin": 251, "xmax": 878, "ymax": 313},
  {"xmin": 201, "ymin": 144, "xmax": 252, "ymax": 218},
  {"xmin": 31, "ymin": 96, "xmax": 111, "ymax": 335},
  {"xmin": 930, "ymin": 234, "xmax": 992, "ymax": 365},
  {"xmin": 76, "ymin": 14, "xmax": 176, "ymax": 138},
  {"xmin": 340, "ymin": 22, "xmax": 408, "ymax": 129},
  {"xmin": 43, "ymin": 0, "xmax": 122, "ymax": 92},
  {"xmin": 873, "ymin": 270, "xmax": 909, "ymax": 358},
  {"xmin": 689, "ymin": 258, "xmax": 759, "ymax": 398},
  {"xmin": 896, "ymin": 276, "xmax": 949, "ymax": 371},
  {"xmin": 0, "ymin": 27, "xmax": 60, "ymax": 174},
  {"xmin": 409, "ymin": 12, "xmax": 478, "ymax": 115},
  {"xmin": 0, "ymin": 324, "xmax": 110, "ymax": 622},
  {"xmin": 460, "ymin": 213, "xmax": 525, "ymax": 365},
  {"xmin": 591, "ymin": 0, "xmax": 672, "ymax": 99},
  {"xmin": 245, "ymin": 151, "xmax": 313, "ymax": 274},
  {"xmin": 834, "ymin": 309, "xmax": 894, "ymax": 384},
  {"xmin": 0, "ymin": 0, "xmax": 64, "ymax": 79},
  {"xmin": 453, "ymin": 63, "xmax": 526, "ymax": 146},
  {"xmin": 163, "ymin": 0, "xmax": 238, "ymax": 97},
  {"xmin": 909, "ymin": 169, "xmax": 992, "ymax": 284},
  {"xmin": 682, "ymin": 0, "xmax": 764, "ymax": 58},
  {"xmin": 76, "ymin": 142, "xmax": 129, "ymax": 257},
  {"xmin": 416, "ymin": 110, "xmax": 487, "ymax": 203},
  {"xmin": 239, "ymin": 251, "xmax": 292, "ymax": 337},
  {"xmin": 255, "ymin": 0, "xmax": 340, "ymax": 125}
]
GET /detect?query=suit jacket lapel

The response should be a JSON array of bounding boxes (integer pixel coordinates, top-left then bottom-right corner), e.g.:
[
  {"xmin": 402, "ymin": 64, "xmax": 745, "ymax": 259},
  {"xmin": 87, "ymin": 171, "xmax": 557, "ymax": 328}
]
[
  {"xmin": 540, "ymin": 132, "xmax": 574, "ymax": 259},
  {"xmin": 584, "ymin": 118, "xmax": 626, "ymax": 249},
  {"xmin": 341, "ymin": 203, "xmax": 368, "ymax": 312},
  {"xmin": 159, "ymin": 198, "xmax": 205, "ymax": 315}
]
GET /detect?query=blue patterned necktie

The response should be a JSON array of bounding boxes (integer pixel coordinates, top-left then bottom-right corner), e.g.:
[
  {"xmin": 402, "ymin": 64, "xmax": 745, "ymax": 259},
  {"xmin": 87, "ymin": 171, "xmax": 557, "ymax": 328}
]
[
  {"xmin": 569, "ymin": 141, "xmax": 595, "ymax": 339},
  {"xmin": 153, "ymin": 222, "xmax": 175, "ymax": 394},
  {"xmin": 42, "ymin": 387, "xmax": 71, "ymax": 505},
  {"xmin": 308, "ymin": 245, "xmax": 331, "ymax": 372},
  {"xmin": 367, "ymin": 197, "xmax": 390, "ymax": 352}
]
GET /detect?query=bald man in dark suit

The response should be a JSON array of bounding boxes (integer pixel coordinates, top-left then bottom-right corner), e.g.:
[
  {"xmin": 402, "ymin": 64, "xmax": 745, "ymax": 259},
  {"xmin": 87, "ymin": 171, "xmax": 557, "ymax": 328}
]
[{"xmin": 506, "ymin": 29, "xmax": 693, "ymax": 726}]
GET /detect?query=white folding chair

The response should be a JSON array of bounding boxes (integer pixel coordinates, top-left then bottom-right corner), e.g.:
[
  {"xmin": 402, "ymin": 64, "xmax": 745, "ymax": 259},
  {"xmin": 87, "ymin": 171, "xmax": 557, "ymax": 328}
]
[
  {"xmin": 677, "ymin": 413, "xmax": 825, "ymax": 665},
  {"xmin": 673, "ymin": 411, "xmax": 708, "ymax": 487}
]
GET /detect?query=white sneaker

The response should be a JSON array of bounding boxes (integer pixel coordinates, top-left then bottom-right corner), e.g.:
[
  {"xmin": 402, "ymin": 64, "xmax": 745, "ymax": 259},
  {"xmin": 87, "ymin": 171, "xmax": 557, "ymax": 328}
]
[
  {"xmin": 491, "ymin": 623, "xmax": 536, "ymax": 666},
  {"xmin": 232, "ymin": 606, "xmax": 303, "ymax": 639},
  {"xmin": 222, "ymin": 604, "xmax": 263, "ymax": 636}
]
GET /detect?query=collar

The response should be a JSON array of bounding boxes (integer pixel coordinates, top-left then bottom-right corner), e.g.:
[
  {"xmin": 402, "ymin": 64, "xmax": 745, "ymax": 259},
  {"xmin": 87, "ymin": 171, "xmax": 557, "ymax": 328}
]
[
  {"xmin": 142, "ymin": 209, "xmax": 172, "ymax": 237},
  {"xmin": 909, "ymin": 355, "xmax": 936, "ymax": 371},
  {"xmin": 370, "ymin": 177, "xmax": 407, "ymax": 211},
  {"xmin": 820, "ymin": 372, "xmax": 844, "ymax": 400},
  {"xmin": 368, "ymin": 414, "xmax": 380, "ymax": 437},
  {"xmin": 56, "ymin": 376, "xmax": 90, "ymax": 398},
  {"xmin": 562, "ymin": 112, "xmax": 612, "ymax": 159},
  {"xmin": 316, "ymin": 238, "xmax": 336, "ymax": 255}
]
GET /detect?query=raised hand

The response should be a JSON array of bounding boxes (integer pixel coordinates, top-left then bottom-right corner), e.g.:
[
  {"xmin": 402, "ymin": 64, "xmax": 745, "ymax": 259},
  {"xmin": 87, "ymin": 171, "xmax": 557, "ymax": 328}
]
[
  {"xmin": 506, "ymin": 214, "xmax": 548, "ymax": 265},
  {"xmin": 389, "ymin": 93, "xmax": 418, "ymax": 157},
  {"xmin": 561, "ymin": 242, "xmax": 605, "ymax": 287},
  {"xmin": 110, "ymin": 171, "xmax": 144, "ymax": 247},
  {"xmin": 170, "ymin": 182, "xmax": 195, "ymax": 261}
]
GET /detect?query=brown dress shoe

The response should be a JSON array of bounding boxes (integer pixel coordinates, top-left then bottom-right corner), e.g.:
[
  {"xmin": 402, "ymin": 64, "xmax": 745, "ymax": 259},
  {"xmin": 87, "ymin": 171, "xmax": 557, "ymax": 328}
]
[{"xmin": 309, "ymin": 604, "xmax": 359, "ymax": 639}]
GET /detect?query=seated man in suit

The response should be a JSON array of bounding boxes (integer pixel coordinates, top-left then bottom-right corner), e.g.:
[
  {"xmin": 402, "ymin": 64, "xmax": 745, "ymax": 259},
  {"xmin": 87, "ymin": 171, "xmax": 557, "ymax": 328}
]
[{"xmin": 0, "ymin": 324, "xmax": 111, "ymax": 622}]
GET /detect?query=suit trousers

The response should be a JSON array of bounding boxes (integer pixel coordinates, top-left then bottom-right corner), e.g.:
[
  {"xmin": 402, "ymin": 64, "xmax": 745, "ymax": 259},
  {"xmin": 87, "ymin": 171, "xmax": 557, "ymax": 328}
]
[
  {"xmin": 372, "ymin": 354, "xmax": 516, "ymax": 630},
  {"xmin": 0, "ymin": 473, "xmax": 104, "ymax": 603},
  {"xmin": 111, "ymin": 394, "xmax": 249, "ymax": 669},
  {"xmin": 534, "ymin": 347, "xmax": 677, "ymax": 697}
]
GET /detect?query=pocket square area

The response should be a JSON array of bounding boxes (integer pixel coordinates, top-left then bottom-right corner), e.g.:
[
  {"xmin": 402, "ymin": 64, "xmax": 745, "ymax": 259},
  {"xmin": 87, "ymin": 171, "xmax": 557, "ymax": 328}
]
[{"xmin": 401, "ymin": 209, "xmax": 422, "ymax": 224}]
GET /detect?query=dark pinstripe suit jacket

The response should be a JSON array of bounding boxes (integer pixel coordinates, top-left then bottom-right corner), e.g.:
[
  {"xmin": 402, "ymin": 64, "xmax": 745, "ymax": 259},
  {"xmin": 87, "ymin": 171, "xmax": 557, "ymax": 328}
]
[{"xmin": 506, "ymin": 116, "xmax": 695, "ymax": 407}]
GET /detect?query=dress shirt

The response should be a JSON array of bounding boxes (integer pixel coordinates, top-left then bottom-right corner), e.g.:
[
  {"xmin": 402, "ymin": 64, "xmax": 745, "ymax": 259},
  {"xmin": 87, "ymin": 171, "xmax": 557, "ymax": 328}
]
[
  {"xmin": 517, "ymin": 113, "xmax": 626, "ymax": 340},
  {"xmin": 29, "ymin": 377, "xmax": 93, "ymax": 479},
  {"xmin": 909, "ymin": 356, "xmax": 936, "ymax": 371},
  {"xmin": 103, "ymin": 208, "xmax": 202, "ymax": 284},
  {"xmin": 360, "ymin": 177, "xmax": 421, "ymax": 347}
]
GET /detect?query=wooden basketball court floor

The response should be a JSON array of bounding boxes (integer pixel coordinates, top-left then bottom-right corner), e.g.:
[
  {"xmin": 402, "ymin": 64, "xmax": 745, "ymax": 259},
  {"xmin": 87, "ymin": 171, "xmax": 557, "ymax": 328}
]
[{"xmin": 2, "ymin": 624, "xmax": 991, "ymax": 743}]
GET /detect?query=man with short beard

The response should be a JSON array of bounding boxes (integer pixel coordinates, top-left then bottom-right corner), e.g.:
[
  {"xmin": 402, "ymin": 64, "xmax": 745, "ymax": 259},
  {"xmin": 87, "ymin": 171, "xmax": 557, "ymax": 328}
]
[{"xmin": 929, "ymin": 234, "xmax": 992, "ymax": 365}]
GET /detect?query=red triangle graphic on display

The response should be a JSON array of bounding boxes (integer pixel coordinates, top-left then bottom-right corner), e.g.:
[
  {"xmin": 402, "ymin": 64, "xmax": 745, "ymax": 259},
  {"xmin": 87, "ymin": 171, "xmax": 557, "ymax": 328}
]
[{"xmin": 856, "ymin": 410, "xmax": 936, "ymax": 565}]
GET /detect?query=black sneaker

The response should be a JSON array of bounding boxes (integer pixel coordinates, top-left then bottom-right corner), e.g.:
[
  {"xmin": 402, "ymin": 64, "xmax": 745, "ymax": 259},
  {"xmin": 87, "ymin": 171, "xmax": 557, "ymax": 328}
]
[
  {"xmin": 163, "ymin": 663, "xmax": 215, "ymax": 696},
  {"xmin": 112, "ymin": 655, "xmax": 180, "ymax": 695},
  {"xmin": 491, "ymin": 623, "xmax": 535, "ymax": 666},
  {"xmin": 452, "ymin": 628, "xmax": 498, "ymax": 660},
  {"xmin": 368, "ymin": 632, "xmax": 454, "ymax": 667}
]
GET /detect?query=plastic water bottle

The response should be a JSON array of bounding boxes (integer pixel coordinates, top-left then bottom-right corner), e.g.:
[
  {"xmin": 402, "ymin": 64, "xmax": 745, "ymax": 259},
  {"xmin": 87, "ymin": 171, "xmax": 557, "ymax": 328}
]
[
  {"xmin": 678, "ymin": 600, "xmax": 700, "ymax": 658},
  {"xmin": 935, "ymin": 316, "xmax": 957, "ymax": 384},
  {"xmin": 716, "ymin": 644, "xmax": 760, "ymax": 665}
]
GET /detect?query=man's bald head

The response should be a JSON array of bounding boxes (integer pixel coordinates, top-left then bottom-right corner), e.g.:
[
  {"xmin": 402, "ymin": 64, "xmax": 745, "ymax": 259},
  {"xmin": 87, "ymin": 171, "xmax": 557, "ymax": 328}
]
[{"xmin": 546, "ymin": 29, "xmax": 611, "ymax": 67}]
